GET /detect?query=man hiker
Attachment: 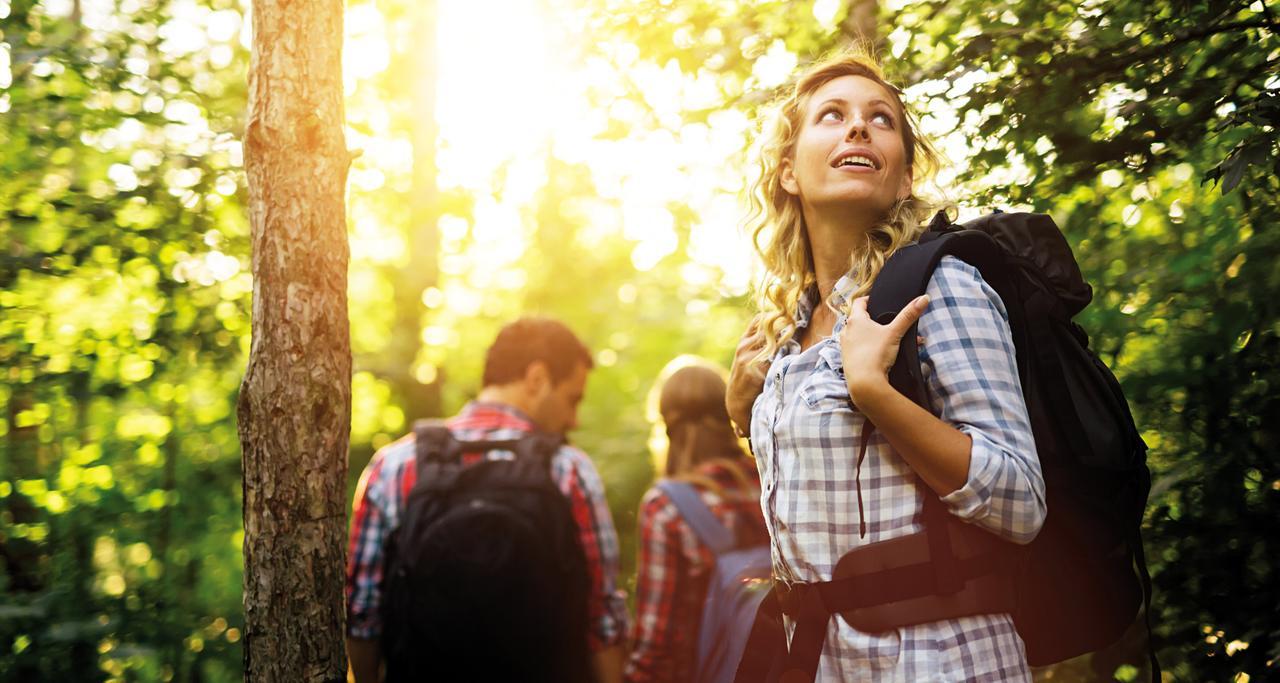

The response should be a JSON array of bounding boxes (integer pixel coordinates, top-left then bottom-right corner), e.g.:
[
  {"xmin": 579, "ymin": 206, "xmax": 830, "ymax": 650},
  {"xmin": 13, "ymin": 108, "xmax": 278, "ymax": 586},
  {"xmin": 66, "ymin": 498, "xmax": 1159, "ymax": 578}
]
[{"xmin": 345, "ymin": 317, "xmax": 628, "ymax": 682}]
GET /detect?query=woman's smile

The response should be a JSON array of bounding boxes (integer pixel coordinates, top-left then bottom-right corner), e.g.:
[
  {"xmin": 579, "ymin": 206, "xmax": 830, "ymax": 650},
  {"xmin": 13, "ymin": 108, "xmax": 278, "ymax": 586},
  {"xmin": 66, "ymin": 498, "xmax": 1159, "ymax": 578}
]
[{"xmin": 830, "ymin": 146, "xmax": 883, "ymax": 172}]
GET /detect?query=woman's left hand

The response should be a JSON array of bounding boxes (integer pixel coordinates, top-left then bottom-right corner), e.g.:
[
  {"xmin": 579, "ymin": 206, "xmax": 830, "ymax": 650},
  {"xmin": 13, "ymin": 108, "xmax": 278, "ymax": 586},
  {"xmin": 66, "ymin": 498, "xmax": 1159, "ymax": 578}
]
[{"xmin": 839, "ymin": 294, "xmax": 930, "ymax": 402}]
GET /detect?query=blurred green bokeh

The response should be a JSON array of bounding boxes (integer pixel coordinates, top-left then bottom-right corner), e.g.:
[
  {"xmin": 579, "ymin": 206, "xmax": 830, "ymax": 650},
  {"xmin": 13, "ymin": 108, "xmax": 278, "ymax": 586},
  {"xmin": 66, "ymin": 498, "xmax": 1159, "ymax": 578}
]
[{"xmin": 2, "ymin": 0, "xmax": 1276, "ymax": 680}]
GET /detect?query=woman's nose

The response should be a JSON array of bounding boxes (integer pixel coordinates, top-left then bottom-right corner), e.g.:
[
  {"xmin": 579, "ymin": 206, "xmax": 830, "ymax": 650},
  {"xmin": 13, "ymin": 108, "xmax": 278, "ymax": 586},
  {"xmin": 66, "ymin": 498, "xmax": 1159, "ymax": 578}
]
[{"xmin": 846, "ymin": 116, "xmax": 871, "ymax": 141}]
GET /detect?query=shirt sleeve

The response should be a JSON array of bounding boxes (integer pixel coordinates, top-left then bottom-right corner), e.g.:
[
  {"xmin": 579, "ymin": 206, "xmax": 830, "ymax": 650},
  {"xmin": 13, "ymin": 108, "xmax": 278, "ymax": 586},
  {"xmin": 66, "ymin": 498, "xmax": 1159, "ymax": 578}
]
[
  {"xmin": 346, "ymin": 451, "xmax": 391, "ymax": 639},
  {"xmin": 556, "ymin": 446, "xmax": 629, "ymax": 650},
  {"xmin": 624, "ymin": 489, "xmax": 682, "ymax": 683},
  {"xmin": 919, "ymin": 256, "xmax": 1047, "ymax": 544}
]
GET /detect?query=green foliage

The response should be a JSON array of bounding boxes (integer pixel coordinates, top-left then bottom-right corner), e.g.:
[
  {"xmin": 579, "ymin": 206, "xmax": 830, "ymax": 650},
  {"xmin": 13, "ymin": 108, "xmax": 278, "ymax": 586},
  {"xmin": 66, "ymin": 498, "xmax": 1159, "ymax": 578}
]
[
  {"xmin": 1, "ymin": 0, "xmax": 249, "ymax": 679},
  {"xmin": 4, "ymin": 0, "xmax": 1277, "ymax": 680}
]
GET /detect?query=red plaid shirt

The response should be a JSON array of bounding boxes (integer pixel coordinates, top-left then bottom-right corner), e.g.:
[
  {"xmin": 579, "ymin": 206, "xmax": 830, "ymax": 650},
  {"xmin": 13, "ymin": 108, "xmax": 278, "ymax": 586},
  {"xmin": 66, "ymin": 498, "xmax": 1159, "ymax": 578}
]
[
  {"xmin": 345, "ymin": 401, "xmax": 628, "ymax": 650},
  {"xmin": 625, "ymin": 460, "xmax": 767, "ymax": 683}
]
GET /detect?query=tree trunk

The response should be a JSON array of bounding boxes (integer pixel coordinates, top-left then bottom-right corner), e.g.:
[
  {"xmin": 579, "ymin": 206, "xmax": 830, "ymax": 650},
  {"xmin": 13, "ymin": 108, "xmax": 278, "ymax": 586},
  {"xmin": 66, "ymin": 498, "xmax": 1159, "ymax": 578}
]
[{"xmin": 237, "ymin": 0, "xmax": 351, "ymax": 679}]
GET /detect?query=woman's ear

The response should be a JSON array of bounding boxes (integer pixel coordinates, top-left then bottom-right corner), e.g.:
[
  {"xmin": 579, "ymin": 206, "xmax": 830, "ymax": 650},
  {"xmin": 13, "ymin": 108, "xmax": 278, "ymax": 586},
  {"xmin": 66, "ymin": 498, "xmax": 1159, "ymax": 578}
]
[
  {"xmin": 780, "ymin": 157, "xmax": 800, "ymax": 196},
  {"xmin": 898, "ymin": 167, "xmax": 913, "ymax": 201}
]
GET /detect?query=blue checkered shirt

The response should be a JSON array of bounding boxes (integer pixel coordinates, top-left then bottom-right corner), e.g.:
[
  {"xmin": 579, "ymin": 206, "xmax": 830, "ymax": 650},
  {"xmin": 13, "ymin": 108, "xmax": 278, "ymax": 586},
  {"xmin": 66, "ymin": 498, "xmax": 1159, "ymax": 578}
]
[{"xmin": 750, "ymin": 257, "xmax": 1047, "ymax": 682}]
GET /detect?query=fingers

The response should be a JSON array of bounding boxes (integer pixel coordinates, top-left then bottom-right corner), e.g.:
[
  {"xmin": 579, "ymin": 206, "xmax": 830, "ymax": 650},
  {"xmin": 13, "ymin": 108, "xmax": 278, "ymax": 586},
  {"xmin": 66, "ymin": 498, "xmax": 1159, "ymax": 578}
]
[
  {"xmin": 737, "ymin": 324, "xmax": 762, "ymax": 376},
  {"xmin": 736, "ymin": 316, "xmax": 767, "ymax": 355},
  {"xmin": 740, "ymin": 348, "xmax": 769, "ymax": 380},
  {"xmin": 735, "ymin": 337, "xmax": 765, "ymax": 367},
  {"xmin": 888, "ymin": 295, "xmax": 930, "ymax": 337},
  {"xmin": 730, "ymin": 317, "xmax": 770, "ymax": 384},
  {"xmin": 848, "ymin": 295, "xmax": 927, "ymax": 326},
  {"xmin": 850, "ymin": 296, "xmax": 870, "ymax": 318}
]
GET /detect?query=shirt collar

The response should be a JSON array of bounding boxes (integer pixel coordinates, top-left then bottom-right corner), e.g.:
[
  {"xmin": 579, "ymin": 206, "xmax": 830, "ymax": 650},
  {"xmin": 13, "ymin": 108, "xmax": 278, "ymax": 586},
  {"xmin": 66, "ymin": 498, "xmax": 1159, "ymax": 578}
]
[
  {"xmin": 457, "ymin": 400, "xmax": 537, "ymax": 429},
  {"xmin": 793, "ymin": 272, "xmax": 859, "ymax": 337}
]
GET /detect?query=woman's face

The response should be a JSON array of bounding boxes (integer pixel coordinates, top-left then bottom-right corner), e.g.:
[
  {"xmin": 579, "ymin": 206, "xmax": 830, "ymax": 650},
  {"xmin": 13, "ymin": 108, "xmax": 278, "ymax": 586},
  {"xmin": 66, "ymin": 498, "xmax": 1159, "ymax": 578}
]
[{"xmin": 780, "ymin": 74, "xmax": 912, "ymax": 218}]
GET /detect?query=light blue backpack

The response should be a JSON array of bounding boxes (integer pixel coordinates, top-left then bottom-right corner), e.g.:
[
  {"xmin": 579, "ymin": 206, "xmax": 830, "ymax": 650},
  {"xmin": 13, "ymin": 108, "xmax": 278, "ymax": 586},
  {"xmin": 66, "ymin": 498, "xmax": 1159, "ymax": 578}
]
[{"xmin": 656, "ymin": 480, "xmax": 774, "ymax": 683}]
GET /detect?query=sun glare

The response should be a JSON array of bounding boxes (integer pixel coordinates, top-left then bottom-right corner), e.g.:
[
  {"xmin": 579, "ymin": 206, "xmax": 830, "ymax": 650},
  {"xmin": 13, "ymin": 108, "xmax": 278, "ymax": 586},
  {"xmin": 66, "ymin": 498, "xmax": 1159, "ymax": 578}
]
[
  {"xmin": 344, "ymin": 0, "xmax": 762, "ymax": 334},
  {"xmin": 435, "ymin": 0, "xmax": 567, "ymax": 191}
]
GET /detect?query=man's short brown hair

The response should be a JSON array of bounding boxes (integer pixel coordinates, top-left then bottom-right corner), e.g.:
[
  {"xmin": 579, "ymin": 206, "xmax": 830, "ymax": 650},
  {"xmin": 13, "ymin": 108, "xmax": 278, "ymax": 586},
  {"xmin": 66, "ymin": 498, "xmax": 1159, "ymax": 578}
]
[{"xmin": 482, "ymin": 317, "xmax": 593, "ymax": 387}]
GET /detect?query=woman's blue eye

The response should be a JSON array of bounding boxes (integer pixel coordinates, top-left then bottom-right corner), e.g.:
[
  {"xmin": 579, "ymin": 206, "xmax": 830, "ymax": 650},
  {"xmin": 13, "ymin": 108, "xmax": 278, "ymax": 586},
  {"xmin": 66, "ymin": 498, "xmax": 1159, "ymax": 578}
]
[
  {"xmin": 819, "ymin": 109, "xmax": 843, "ymax": 122},
  {"xmin": 872, "ymin": 111, "xmax": 894, "ymax": 126}
]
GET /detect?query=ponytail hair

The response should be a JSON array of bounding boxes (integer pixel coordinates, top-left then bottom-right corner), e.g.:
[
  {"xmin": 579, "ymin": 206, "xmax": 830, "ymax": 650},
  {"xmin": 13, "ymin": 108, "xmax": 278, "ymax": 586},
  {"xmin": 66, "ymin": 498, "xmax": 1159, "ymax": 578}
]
[{"xmin": 647, "ymin": 357, "xmax": 754, "ymax": 496}]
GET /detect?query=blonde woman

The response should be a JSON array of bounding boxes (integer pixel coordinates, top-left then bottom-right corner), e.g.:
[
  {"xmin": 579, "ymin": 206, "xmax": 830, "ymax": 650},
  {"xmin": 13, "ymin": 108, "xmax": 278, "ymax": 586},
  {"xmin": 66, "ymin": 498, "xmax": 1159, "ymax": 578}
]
[
  {"xmin": 626, "ymin": 360, "xmax": 767, "ymax": 683},
  {"xmin": 725, "ymin": 51, "xmax": 1046, "ymax": 681}
]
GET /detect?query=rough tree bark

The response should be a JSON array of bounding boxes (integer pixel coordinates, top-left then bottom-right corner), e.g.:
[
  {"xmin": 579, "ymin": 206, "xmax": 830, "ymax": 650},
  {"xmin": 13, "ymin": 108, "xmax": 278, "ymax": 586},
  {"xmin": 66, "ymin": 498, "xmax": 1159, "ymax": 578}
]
[{"xmin": 237, "ymin": 0, "xmax": 351, "ymax": 679}]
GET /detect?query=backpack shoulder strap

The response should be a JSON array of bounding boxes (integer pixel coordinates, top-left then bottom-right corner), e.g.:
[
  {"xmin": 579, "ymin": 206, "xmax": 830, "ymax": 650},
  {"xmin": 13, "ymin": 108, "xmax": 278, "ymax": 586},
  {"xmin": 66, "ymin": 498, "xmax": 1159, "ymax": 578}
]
[
  {"xmin": 655, "ymin": 480, "xmax": 735, "ymax": 555},
  {"xmin": 866, "ymin": 230, "xmax": 954, "ymax": 407},
  {"xmin": 866, "ymin": 216, "xmax": 1011, "ymax": 607},
  {"xmin": 413, "ymin": 419, "xmax": 459, "ymax": 465},
  {"xmin": 507, "ymin": 431, "xmax": 564, "ymax": 469},
  {"xmin": 868, "ymin": 218, "xmax": 1008, "ymax": 406}
]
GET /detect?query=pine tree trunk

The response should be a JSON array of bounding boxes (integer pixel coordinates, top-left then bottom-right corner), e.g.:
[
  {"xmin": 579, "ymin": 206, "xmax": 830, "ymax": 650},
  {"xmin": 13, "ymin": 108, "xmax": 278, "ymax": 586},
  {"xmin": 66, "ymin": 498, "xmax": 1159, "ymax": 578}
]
[{"xmin": 237, "ymin": 0, "xmax": 351, "ymax": 679}]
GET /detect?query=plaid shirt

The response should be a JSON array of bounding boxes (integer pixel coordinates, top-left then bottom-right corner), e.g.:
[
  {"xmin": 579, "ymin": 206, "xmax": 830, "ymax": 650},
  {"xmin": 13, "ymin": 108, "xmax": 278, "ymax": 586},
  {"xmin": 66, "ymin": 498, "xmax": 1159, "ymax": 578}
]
[
  {"xmin": 345, "ymin": 401, "xmax": 629, "ymax": 651},
  {"xmin": 625, "ymin": 461, "xmax": 768, "ymax": 683},
  {"xmin": 750, "ymin": 257, "xmax": 1047, "ymax": 682}
]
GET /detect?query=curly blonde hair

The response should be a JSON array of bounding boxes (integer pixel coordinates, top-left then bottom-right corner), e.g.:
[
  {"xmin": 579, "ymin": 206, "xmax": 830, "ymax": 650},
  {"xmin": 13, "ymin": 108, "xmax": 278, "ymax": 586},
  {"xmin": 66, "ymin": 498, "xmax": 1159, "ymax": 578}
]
[{"xmin": 748, "ymin": 49, "xmax": 944, "ymax": 361}]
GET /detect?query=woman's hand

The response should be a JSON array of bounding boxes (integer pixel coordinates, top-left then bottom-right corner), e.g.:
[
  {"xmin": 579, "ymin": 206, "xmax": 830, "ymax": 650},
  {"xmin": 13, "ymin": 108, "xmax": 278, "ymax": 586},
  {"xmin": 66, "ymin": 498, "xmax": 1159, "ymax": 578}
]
[
  {"xmin": 840, "ymin": 294, "xmax": 930, "ymax": 404},
  {"xmin": 726, "ymin": 315, "xmax": 768, "ymax": 437}
]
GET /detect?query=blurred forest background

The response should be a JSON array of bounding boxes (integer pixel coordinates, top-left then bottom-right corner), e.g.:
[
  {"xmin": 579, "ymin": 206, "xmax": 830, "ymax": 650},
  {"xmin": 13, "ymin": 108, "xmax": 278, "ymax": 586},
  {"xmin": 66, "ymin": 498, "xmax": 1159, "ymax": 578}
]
[{"xmin": 1, "ymin": 0, "xmax": 1277, "ymax": 680}]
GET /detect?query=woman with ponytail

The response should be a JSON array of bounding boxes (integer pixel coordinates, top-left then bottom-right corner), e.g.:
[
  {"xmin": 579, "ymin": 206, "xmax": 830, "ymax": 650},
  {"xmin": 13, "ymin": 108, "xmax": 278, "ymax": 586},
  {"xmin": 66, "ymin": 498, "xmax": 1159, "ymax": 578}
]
[
  {"xmin": 724, "ymin": 49, "xmax": 1046, "ymax": 680},
  {"xmin": 625, "ymin": 359, "xmax": 767, "ymax": 683}
]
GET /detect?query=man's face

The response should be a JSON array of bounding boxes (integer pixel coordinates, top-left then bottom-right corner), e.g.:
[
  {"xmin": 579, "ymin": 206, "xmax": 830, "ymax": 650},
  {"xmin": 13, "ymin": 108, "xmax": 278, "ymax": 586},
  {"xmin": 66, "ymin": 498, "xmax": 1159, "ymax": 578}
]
[{"xmin": 531, "ymin": 362, "xmax": 589, "ymax": 435}]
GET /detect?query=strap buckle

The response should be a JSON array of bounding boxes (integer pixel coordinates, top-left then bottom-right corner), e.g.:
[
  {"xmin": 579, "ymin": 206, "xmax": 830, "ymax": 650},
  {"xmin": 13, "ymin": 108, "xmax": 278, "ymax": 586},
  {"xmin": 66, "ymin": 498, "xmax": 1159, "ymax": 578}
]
[{"xmin": 775, "ymin": 578, "xmax": 827, "ymax": 620}]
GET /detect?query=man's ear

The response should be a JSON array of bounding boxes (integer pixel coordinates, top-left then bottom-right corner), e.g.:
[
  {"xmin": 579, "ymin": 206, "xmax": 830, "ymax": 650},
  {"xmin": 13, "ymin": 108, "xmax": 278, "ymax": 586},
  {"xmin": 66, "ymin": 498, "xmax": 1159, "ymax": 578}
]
[
  {"xmin": 780, "ymin": 157, "xmax": 800, "ymax": 196},
  {"xmin": 523, "ymin": 361, "xmax": 552, "ymax": 398}
]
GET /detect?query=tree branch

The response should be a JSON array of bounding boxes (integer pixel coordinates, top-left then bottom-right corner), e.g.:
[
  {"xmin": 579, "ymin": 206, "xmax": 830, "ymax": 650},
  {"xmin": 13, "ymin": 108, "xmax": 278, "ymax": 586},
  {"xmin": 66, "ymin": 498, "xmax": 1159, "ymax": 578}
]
[{"xmin": 1121, "ymin": 19, "xmax": 1279, "ymax": 63}]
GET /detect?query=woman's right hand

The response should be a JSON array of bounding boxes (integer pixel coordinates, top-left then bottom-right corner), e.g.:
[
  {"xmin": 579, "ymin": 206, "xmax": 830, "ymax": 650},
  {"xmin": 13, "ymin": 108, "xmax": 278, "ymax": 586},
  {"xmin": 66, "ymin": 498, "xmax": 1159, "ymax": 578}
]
[{"xmin": 726, "ymin": 315, "xmax": 768, "ymax": 438}]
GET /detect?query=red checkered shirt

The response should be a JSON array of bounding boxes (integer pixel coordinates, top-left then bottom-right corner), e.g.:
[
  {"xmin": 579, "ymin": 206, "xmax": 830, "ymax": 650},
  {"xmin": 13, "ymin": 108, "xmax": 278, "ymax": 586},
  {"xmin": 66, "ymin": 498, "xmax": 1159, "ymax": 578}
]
[
  {"xmin": 345, "ymin": 401, "xmax": 628, "ymax": 650},
  {"xmin": 625, "ymin": 460, "xmax": 767, "ymax": 683}
]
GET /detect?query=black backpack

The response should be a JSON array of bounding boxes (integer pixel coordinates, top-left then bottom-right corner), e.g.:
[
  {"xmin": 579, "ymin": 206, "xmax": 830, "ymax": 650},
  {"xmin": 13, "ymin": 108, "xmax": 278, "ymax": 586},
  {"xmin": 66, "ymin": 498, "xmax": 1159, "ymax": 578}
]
[
  {"xmin": 866, "ymin": 211, "xmax": 1155, "ymax": 668},
  {"xmin": 380, "ymin": 420, "xmax": 592, "ymax": 683}
]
